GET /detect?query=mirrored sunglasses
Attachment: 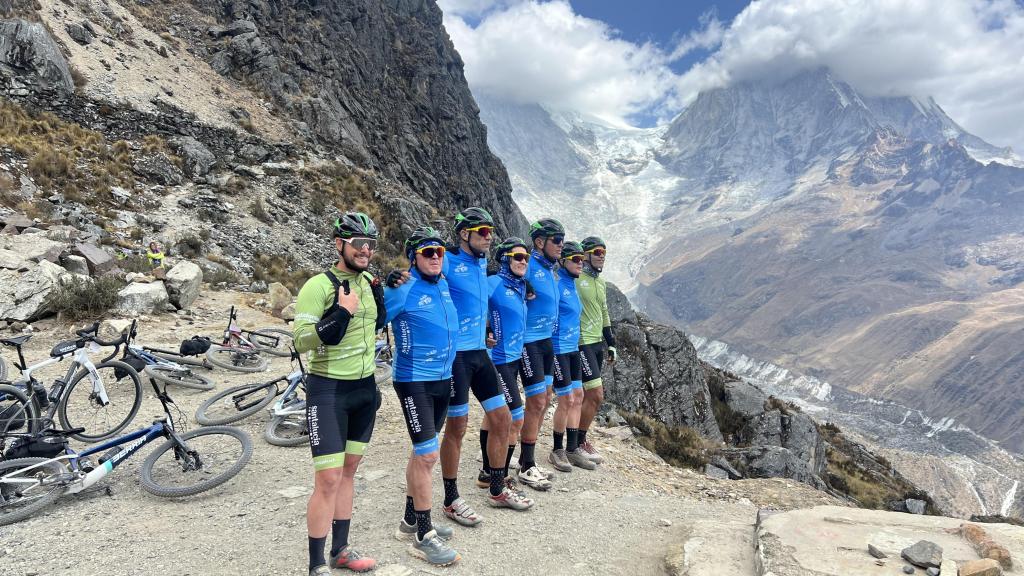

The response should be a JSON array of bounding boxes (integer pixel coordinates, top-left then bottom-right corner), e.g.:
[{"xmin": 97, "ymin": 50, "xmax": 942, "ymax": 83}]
[
  {"xmin": 465, "ymin": 225, "xmax": 494, "ymax": 238},
  {"xmin": 504, "ymin": 252, "xmax": 529, "ymax": 262},
  {"xmin": 416, "ymin": 246, "xmax": 446, "ymax": 259},
  {"xmin": 343, "ymin": 237, "xmax": 377, "ymax": 251}
]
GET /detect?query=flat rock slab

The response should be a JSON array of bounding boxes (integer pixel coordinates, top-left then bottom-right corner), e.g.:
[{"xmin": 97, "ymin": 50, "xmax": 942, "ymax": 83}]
[{"xmin": 756, "ymin": 506, "xmax": 1024, "ymax": 576}]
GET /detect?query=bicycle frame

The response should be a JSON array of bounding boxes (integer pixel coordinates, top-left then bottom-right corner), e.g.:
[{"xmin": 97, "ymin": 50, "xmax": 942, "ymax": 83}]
[
  {"xmin": 11, "ymin": 345, "xmax": 110, "ymax": 416},
  {"xmin": 125, "ymin": 345, "xmax": 186, "ymax": 371},
  {"xmin": 269, "ymin": 370, "xmax": 305, "ymax": 418},
  {"xmin": 221, "ymin": 306, "xmax": 278, "ymax": 350}
]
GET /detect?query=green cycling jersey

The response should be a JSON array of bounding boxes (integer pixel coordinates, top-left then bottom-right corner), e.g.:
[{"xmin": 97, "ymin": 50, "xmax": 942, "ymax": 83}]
[
  {"xmin": 293, "ymin": 266, "xmax": 378, "ymax": 380},
  {"xmin": 575, "ymin": 265, "xmax": 610, "ymax": 346}
]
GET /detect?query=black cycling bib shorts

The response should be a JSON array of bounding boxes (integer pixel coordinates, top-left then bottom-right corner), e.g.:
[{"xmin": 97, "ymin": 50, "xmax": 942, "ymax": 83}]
[
  {"xmin": 306, "ymin": 374, "xmax": 380, "ymax": 471},
  {"xmin": 394, "ymin": 379, "xmax": 452, "ymax": 455},
  {"xmin": 494, "ymin": 360, "xmax": 525, "ymax": 422},
  {"xmin": 448, "ymin": 349, "xmax": 507, "ymax": 418},
  {"xmin": 552, "ymin": 352, "xmax": 583, "ymax": 397},
  {"xmin": 519, "ymin": 338, "xmax": 555, "ymax": 398},
  {"xmin": 579, "ymin": 341, "xmax": 606, "ymax": 390}
]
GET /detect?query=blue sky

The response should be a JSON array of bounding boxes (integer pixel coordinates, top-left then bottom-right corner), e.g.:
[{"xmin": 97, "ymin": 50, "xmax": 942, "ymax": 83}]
[{"xmin": 440, "ymin": 0, "xmax": 1024, "ymax": 151}]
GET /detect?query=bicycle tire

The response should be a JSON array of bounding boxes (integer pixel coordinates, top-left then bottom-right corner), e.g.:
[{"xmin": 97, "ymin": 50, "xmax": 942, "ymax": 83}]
[
  {"xmin": 149, "ymin": 352, "xmax": 209, "ymax": 368},
  {"xmin": 249, "ymin": 328, "xmax": 293, "ymax": 357},
  {"xmin": 139, "ymin": 426, "xmax": 253, "ymax": 498},
  {"xmin": 59, "ymin": 361, "xmax": 143, "ymax": 442},
  {"xmin": 194, "ymin": 382, "xmax": 276, "ymax": 426},
  {"xmin": 264, "ymin": 412, "xmax": 307, "ymax": 447},
  {"xmin": 0, "ymin": 383, "xmax": 35, "ymax": 437},
  {"xmin": 374, "ymin": 363, "xmax": 393, "ymax": 387},
  {"xmin": 205, "ymin": 346, "xmax": 268, "ymax": 373},
  {"xmin": 0, "ymin": 356, "xmax": 7, "ymax": 382},
  {"xmin": 0, "ymin": 457, "xmax": 68, "ymax": 526},
  {"xmin": 144, "ymin": 365, "xmax": 216, "ymax": 391}
]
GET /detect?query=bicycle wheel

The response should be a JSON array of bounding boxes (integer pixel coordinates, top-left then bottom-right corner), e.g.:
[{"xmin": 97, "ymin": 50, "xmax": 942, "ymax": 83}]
[
  {"xmin": 0, "ymin": 384, "xmax": 35, "ymax": 437},
  {"xmin": 194, "ymin": 382, "xmax": 276, "ymax": 426},
  {"xmin": 144, "ymin": 365, "xmax": 216, "ymax": 391},
  {"xmin": 264, "ymin": 402, "xmax": 307, "ymax": 447},
  {"xmin": 374, "ymin": 362, "xmax": 393, "ymax": 387},
  {"xmin": 205, "ymin": 346, "xmax": 268, "ymax": 373},
  {"xmin": 140, "ymin": 426, "xmax": 253, "ymax": 497},
  {"xmin": 149, "ymin": 352, "xmax": 209, "ymax": 368},
  {"xmin": 59, "ymin": 361, "xmax": 143, "ymax": 442},
  {"xmin": 249, "ymin": 328, "xmax": 292, "ymax": 357},
  {"xmin": 0, "ymin": 457, "xmax": 68, "ymax": 526},
  {"xmin": 0, "ymin": 356, "xmax": 7, "ymax": 381}
]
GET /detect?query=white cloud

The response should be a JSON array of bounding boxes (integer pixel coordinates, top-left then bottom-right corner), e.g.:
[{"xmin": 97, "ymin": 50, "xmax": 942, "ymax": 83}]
[{"xmin": 447, "ymin": 0, "xmax": 1024, "ymax": 151}]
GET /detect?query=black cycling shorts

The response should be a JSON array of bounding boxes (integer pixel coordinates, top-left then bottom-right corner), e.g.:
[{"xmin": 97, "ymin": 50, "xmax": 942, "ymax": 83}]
[
  {"xmin": 495, "ymin": 360, "xmax": 524, "ymax": 422},
  {"xmin": 552, "ymin": 352, "xmax": 583, "ymax": 397},
  {"xmin": 393, "ymin": 379, "xmax": 451, "ymax": 455},
  {"xmin": 448, "ymin": 349, "xmax": 507, "ymax": 417},
  {"xmin": 519, "ymin": 338, "xmax": 554, "ymax": 398},
  {"xmin": 306, "ymin": 374, "xmax": 379, "ymax": 471},
  {"xmin": 580, "ymin": 342, "xmax": 606, "ymax": 389}
]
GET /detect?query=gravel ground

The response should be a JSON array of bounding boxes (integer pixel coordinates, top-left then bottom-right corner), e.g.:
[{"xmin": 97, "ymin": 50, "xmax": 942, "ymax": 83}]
[{"xmin": 0, "ymin": 291, "xmax": 841, "ymax": 576}]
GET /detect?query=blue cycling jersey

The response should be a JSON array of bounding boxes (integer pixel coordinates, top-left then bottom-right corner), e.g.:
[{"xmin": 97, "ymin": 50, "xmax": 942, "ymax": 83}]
[
  {"xmin": 487, "ymin": 269, "xmax": 528, "ymax": 365},
  {"xmin": 384, "ymin": 268, "xmax": 459, "ymax": 382},
  {"xmin": 442, "ymin": 248, "xmax": 489, "ymax": 352},
  {"xmin": 524, "ymin": 250, "xmax": 559, "ymax": 344},
  {"xmin": 553, "ymin": 273, "xmax": 582, "ymax": 354}
]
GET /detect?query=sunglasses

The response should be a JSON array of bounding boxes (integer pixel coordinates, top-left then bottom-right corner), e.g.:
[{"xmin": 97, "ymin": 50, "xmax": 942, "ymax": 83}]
[
  {"xmin": 465, "ymin": 225, "xmax": 494, "ymax": 238},
  {"xmin": 548, "ymin": 235, "xmax": 565, "ymax": 245},
  {"xmin": 342, "ymin": 237, "xmax": 377, "ymax": 251},
  {"xmin": 564, "ymin": 255, "xmax": 584, "ymax": 264},
  {"xmin": 415, "ymin": 246, "xmax": 446, "ymax": 259},
  {"xmin": 504, "ymin": 252, "xmax": 529, "ymax": 262},
  {"xmin": 587, "ymin": 248, "xmax": 606, "ymax": 257}
]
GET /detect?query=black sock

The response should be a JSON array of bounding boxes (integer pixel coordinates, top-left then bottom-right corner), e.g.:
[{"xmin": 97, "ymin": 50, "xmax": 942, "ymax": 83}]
[
  {"xmin": 308, "ymin": 535, "xmax": 327, "ymax": 570},
  {"xmin": 505, "ymin": 444, "xmax": 516, "ymax": 472},
  {"xmin": 415, "ymin": 509, "xmax": 433, "ymax": 540},
  {"xmin": 579, "ymin": 428, "xmax": 588, "ymax": 445},
  {"xmin": 329, "ymin": 519, "xmax": 350, "ymax": 556},
  {"xmin": 443, "ymin": 477, "xmax": 459, "ymax": 507},
  {"xmin": 480, "ymin": 429, "xmax": 490, "ymax": 470},
  {"xmin": 519, "ymin": 442, "xmax": 536, "ymax": 470},
  {"xmin": 553, "ymin": 431, "xmax": 564, "ymax": 450},
  {"xmin": 567, "ymin": 428, "xmax": 580, "ymax": 452},
  {"xmin": 403, "ymin": 495, "xmax": 415, "ymax": 526},
  {"xmin": 489, "ymin": 467, "xmax": 505, "ymax": 497}
]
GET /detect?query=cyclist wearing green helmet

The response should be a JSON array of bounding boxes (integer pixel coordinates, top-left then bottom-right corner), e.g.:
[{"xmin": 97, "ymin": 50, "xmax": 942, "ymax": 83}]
[
  {"xmin": 294, "ymin": 212, "xmax": 384, "ymax": 575},
  {"xmin": 575, "ymin": 236, "xmax": 615, "ymax": 464}
]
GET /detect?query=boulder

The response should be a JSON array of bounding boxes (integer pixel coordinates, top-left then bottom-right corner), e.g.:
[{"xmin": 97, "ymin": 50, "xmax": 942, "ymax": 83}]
[
  {"xmin": 132, "ymin": 153, "xmax": 184, "ymax": 186},
  {"xmin": 268, "ymin": 282, "xmax": 292, "ymax": 314},
  {"xmin": 939, "ymin": 559, "xmax": 958, "ymax": 575},
  {"xmin": 65, "ymin": 22, "xmax": 93, "ymax": 45},
  {"xmin": 0, "ymin": 19, "xmax": 73, "ymax": 92},
  {"xmin": 208, "ymin": 19, "xmax": 257, "ymax": 38},
  {"xmin": 3, "ymin": 234, "xmax": 63, "ymax": 264},
  {"xmin": 720, "ymin": 445, "xmax": 827, "ymax": 490},
  {"xmin": 0, "ymin": 249, "xmax": 25, "ymax": 270},
  {"xmin": 72, "ymin": 243, "xmax": 114, "ymax": 275},
  {"xmin": 958, "ymin": 559, "xmax": 1001, "ymax": 576},
  {"xmin": 280, "ymin": 302, "xmax": 296, "ymax": 321},
  {"xmin": 1, "ymin": 214, "xmax": 34, "ymax": 230},
  {"xmin": 907, "ymin": 498, "xmax": 927, "ymax": 515},
  {"xmin": 902, "ymin": 540, "xmax": 943, "ymax": 569},
  {"xmin": 170, "ymin": 136, "xmax": 216, "ymax": 177},
  {"xmin": 115, "ymin": 281, "xmax": 170, "ymax": 315},
  {"xmin": 99, "ymin": 318, "xmax": 133, "ymax": 341},
  {"xmin": 0, "ymin": 260, "xmax": 70, "ymax": 321},
  {"xmin": 704, "ymin": 464, "xmax": 730, "ymax": 480},
  {"xmin": 60, "ymin": 254, "xmax": 90, "ymax": 276},
  {"xmin": 164, "ymin": 261, "xmax": 203, "ymax": 309}
]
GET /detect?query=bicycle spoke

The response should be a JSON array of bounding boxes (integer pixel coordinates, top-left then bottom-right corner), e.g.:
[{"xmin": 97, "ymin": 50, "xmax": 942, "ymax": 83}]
[{"xmin": 145, "ymin": 433, "xmax": 247, "ymax": 489}]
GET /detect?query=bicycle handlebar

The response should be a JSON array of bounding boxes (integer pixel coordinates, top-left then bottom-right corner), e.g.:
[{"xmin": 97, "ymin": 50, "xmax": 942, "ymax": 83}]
[{"xmin": 75, "ymin": 322, "xmax": 100, "ymax": 339}]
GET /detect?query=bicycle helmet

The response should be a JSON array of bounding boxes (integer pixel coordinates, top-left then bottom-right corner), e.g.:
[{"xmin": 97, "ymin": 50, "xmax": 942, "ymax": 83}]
[
  {"xmin": 560, "ymin": 240, "xmax": 584, "ymax": 259},
  {"xmin": 333, "ymin": 212, "xmax": 378, "ymax": 239},
  {"xmin": 454, "ymin": 206, "xmax": 495, "ymax": 232},
  {"xmin": 494, "ymin": 236, "xmax": 528, "ymax": 257},
  {"xmin": 404, "ymin": 225, "xmax": 445, "ymax": 259},
  {"xmin": 529, "ymin": 217, "xmax": 565, "ymax": 240},
  {"xmin": 580, "ymin": 236, "xmax": 606, "ymax": 252}
]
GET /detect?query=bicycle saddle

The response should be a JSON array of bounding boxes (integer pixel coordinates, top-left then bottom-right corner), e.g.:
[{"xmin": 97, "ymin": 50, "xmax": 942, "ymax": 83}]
[
  {"xmin": 50, "ymin": 339, "xmax": 83, "ymax": 358},
  {"xmin": 0, "ymin": 334, "xmax": 32, "ymax": 347}
]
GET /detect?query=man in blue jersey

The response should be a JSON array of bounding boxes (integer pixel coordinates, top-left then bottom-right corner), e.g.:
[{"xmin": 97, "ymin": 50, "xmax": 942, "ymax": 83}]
[
  {"xmin": 439, "ymin": 207, "xmax": 529, "ymax": 523},
  {"xmin": 477, "ymin": 237, "xmax": 535, "ymax": 509},
  {"xmin": 516, "ymin": 217, "xmax": 565, "ymax": 490},
  {"xmin": 384, "ymin": 226, "xmax": 461, "ymax": 567},
  {"xmin": 547, "ymin": 241, "xmax": 596, "ymax": 472}
]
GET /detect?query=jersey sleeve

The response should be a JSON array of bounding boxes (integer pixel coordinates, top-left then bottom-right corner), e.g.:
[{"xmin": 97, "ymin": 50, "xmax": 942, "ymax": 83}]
[
  {"xmin": 600, "ymin": 279, "xmax": 611, "ymax": 328},
  {"xmin": 293, "ymin": 276, "xmax": 329, "ymax": 353},
  {"xmin": 384, "ymin": 282, "xmax": 412, "ymax": 325}
]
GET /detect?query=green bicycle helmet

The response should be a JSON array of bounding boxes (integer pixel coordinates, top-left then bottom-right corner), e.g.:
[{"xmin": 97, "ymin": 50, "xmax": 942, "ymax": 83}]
[
  {"xmin": 560, "ymin": 240, "xmax": 584, "ymax": 259},
  {"xmin": 404, "ymin": 225, "xmax": 445, "ymax": 259},
  {"xmin": 529, "ymin": 217, "xmax": 565, "ymax": 240},
  {"xmin": 333, "ymin": 212, "xmax": 378, "ymax": 239},
  {"xmin": 580, "ymin": 236, "xmax": 606, "ymax": 252},
  {"xmin": 494, "ymin": 236, "xmax": 528, "ymax": 256},
  {"xmin": 454, "ymin": 207, "xmax": 495, "ymax": 232}
]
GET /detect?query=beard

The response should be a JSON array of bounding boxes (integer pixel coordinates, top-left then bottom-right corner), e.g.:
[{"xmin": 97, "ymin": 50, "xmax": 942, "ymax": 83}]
[{"xmin": 340, "ymin": 248, "xmax": 368, "ymax": 272}]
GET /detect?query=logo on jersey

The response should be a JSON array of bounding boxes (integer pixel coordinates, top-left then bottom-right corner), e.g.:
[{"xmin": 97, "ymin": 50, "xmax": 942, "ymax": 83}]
[
  {"xmin": 418, "ymin": 294, "xmax": 433, "ymax": 307},
  {"xmin": 580, "ymin": 279, "xmax": 590, "ymax": 287},
  {"xmin": 563, "ymin": 288, "xmax": 571, "ymax": 296},
  {"xmin": 534, "ymin": 269, "xmax": 545, "ymax": 279},
  {"xmin": 505, "ymin": 288, "xmax": 515, "ymax": 297},
  {"xmin": 454, "ymin": 262, "xmax": 468, "ymax": 273}
]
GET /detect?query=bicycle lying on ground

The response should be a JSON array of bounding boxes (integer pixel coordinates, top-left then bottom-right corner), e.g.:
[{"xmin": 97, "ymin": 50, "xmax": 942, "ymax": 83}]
[
  {"xmin": 205, "ymin": 306, "xmax": 276, "ymax": 373},
  {"xmin": 0, "ymin": 370, "xmax": 253, "ymax": 526},
  {"xmin": 0, "ymin": 323, "xmax": 142, "ymax": 442},
  {"xmin": 120, "ymin": 327, "xmax": 216, "ymax": 391}
]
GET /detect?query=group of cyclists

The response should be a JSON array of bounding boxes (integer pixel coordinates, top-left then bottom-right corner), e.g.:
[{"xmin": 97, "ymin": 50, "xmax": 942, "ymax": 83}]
[{"xmin": 293, "ymin": 208, "xmax": 616, "ymax": 574}]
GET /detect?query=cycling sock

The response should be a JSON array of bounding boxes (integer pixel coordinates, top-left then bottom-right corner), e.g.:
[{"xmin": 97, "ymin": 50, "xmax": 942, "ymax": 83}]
[
  {"xmin": 553, "ymin": 431, "xmax": 564, "ymax": 450},
  {"xmin": 579, "ymin": 428, "xmax": 588, "ymax": 445},
  {"xmin": 567, "ymin": 428, "xmax": 579, "ymax": 452},
  {"xmin": 404, "ymin": 495, "xmax": 415, "ymax": 526},
  {"xmin": 480, "ymin": 429, "xmax": 490, "ymax": 470},
  {"xmin": 519, "ymin": 441, "xmax": 536, "ymax": 471},
  {"xmin": 505, "ymin": 444, "xmax": 515, "ymax": 472},
  {"xmin": 329, "ymin": 519, "xmax": 350, "ymax": 555},
  {"xmin": 442, "ymin": 477, "xmax": 459, "ymax": 507},
  {"xmin": 308, "ymin": 535, "xmax": 327, "ymax": 570},
  {"xmin": 415, "ymin": 509, "xmax": 433, "ymax": 540},
  {"xmin": 489, "ymin": 467, "xmax": 504, "ymax": 497}
]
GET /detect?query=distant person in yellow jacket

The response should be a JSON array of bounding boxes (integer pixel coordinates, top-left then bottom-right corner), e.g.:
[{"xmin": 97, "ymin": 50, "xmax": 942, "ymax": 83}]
[{"xmin": 146, "ymin": 242, "xmax": 165, "ymax": 269}]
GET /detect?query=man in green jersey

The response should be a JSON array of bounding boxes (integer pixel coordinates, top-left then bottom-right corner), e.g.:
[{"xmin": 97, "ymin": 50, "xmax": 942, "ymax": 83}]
[
  {"xmin": 294, "ymin": 212, "xmax": 385, "ymax": 575},
  {"xmin": 575, "ymin": 236, "xmax": 616, "ymax": 464}
]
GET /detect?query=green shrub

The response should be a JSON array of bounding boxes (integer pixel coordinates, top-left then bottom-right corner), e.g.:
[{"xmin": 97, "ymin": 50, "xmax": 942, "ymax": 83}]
[
  {"xmin": 49, "ymin": 275, "xmax": 124, "ymax": 320},
  {"xmin": 119, "ymin": 254, "xmax": 152, "ymax": 273},
  {"xmin": 621, "ymin": 411, "xmax": 712, "ymax": 470},
  {"xmin": 252, "ymin": 253, "xmax": 314, "ymax": 294}
]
